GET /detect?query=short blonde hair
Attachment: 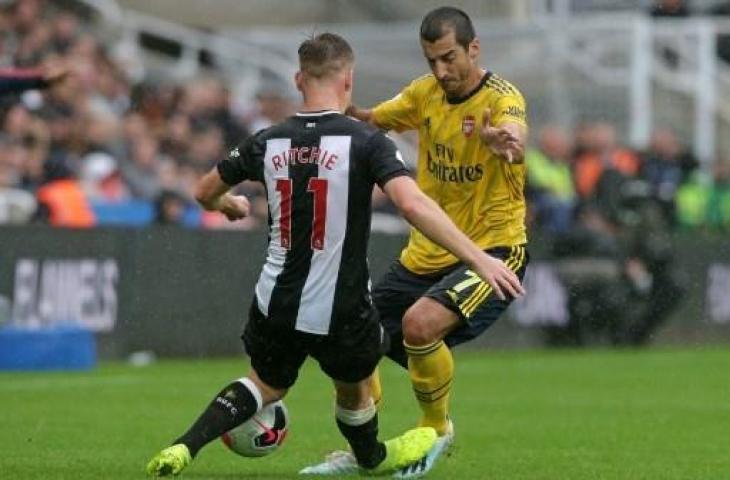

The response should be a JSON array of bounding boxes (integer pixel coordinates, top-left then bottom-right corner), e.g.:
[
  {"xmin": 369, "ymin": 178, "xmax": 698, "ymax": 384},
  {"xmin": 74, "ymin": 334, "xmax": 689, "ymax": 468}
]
[{"xmin": 298, "ymin": 33, "xmax": 354, "ymax": 79}]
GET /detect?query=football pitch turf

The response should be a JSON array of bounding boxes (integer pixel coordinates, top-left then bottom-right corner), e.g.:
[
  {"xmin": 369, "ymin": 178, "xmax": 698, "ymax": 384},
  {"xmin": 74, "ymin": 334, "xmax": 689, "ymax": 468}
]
[{"xmin": 1, "ymin": 347, "xmax": 728, "ymax": 479}]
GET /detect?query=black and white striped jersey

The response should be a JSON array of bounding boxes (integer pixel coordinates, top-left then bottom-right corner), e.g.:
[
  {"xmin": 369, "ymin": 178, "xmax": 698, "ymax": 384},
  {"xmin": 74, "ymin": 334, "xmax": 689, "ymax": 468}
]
[{"xmin": 217, "ymin": 110, "xmax": 409, "ymax": 336}]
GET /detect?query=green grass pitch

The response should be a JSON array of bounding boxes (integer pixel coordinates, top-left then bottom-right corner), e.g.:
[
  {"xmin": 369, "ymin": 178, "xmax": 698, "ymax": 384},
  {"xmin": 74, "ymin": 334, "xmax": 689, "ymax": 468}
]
[{"xmin": 1, "ymin": 347, "xmax": 728, "ymax": 479}]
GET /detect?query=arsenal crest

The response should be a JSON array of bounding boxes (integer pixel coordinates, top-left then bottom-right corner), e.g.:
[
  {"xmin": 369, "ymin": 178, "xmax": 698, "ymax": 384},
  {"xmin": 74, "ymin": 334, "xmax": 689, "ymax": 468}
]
[{"xmin": 462, "ymin": 115, "xmax": 475, "ymax": 137}]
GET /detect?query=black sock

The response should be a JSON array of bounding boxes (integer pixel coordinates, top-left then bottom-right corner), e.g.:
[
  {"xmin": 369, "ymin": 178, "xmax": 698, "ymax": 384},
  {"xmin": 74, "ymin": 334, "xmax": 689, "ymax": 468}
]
[
  {"xmin": 336, "ymin": 414, "xmax": 386, "ymax": 469},
  {"xmin": 174, "ymin": 380, "xmax": 260, "ymax": 457}
]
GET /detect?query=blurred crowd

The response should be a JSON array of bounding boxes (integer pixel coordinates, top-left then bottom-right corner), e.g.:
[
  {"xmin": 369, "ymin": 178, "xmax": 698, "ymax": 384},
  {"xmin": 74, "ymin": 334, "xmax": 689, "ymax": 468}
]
[
  {"xmin": 0, "ymin": 0, "xmax": 728, "ymax": 236},
  {"xmin": 0, "ymin": 0, "xmax": 294, "ymax": 229},
  {"xmin": 526, "ymin": 122, "xmax": 730, "ymax": 235},
  {"xmin": 525, "ymin": 123, "xmax": 705, "ymax": 345}
]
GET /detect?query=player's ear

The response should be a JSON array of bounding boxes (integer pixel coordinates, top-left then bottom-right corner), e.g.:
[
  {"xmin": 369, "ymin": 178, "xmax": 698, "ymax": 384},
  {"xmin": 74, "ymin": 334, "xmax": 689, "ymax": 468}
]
[
  {"xmin": 468, "ymin": 38, "xmax": 480, "ymax": 62},
  {"xmin": 295, "ymin": 71, "xmax": 304, "ymax": 92},
  {"xmin": 344, "ymin": 68, "xmax": 354, "ymax": 92}
]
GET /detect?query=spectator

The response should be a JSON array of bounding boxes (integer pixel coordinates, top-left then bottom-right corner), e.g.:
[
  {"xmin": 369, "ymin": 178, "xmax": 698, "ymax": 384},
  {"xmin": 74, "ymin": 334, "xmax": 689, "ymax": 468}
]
[
  {"xmin": 160, "ymin": 113, "xmax": 191, "ymax": 161},
  {"xmin": 0, "ymin": 136, "xmax": 35, "ymax": 223},
  {"xmin": 675, "ymin": 171, "xmax": 713, "ymax": 229},
  {"xmin": 243, "ymin": 82, "xmax": 297, "ymax": 133},
  {"xmin": 640, "ymin": 128, "xmax": 697, "ymax": 225},
  {"xmin": 35, "ymin": 158, "xmax": 95, "ymax": 228},
  {"xmin": 0, "ymin": 64, "xmax": 68, "ymax": 94},
  {"xmin": 80, "ymin": 151, "xmax": 128, "ymax": 202},
  {"xmin": 525, "ymin": 125, "xmax": 576, "ymax": 233},
  {"xmin": 154, "ymin": 189, "xmax": 188, "ymax": 226},
  {"xmin": 120, "ymin": 135, "xmax": 165, "ymax": 200},
  {"xmin": 185, "ymin": 122, "xmax": 224, "ymax": 171},
  {"xmin": 573, "ymin": 122, "xmax": 640, "ymax": 200},
  {"xmin": 49, "ymin": 11, "xmax": 78, "ymax": 54}
]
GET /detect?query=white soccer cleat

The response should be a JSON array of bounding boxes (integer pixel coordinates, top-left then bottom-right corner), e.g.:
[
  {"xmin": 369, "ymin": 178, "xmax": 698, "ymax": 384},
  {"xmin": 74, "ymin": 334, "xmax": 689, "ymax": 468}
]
[
  {"xmin": 299, "ymin": 450, "xmax": 359, "ymax": 476},
  {"xmin": 393, "ymin": 419, "xmax": 454, "ymax": 478}
]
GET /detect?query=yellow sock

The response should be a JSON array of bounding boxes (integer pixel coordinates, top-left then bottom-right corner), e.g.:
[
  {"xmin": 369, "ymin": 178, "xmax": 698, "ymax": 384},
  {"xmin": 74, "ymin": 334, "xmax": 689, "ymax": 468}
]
[
  {"xmin": 369, "ymin": 367, "xmax": 383, "ymax": 409},
  {"xmin": 404, "ymin": 340, "xmax": 453, "ymax": 436}
]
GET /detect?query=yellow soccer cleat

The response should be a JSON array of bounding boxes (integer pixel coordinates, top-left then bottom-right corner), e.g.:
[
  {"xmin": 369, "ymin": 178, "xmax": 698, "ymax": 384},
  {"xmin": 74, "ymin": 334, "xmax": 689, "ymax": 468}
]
[
  {"xmin": 394, "ymin": 418, "xmax": 454, "ymax": 478},
  {"xmin": 146, "ymin": 444, "xmax": 192, "ymax": 477},
  {"xmin": 365, "ymin": 427, "xmax": 437, "ymax": 476}
]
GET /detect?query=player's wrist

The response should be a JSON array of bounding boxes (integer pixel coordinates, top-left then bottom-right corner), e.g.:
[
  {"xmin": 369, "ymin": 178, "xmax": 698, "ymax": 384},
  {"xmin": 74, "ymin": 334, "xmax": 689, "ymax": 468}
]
[{"xmin": 209, "ymin": 194, "xmax": 230, "ymax": 213}]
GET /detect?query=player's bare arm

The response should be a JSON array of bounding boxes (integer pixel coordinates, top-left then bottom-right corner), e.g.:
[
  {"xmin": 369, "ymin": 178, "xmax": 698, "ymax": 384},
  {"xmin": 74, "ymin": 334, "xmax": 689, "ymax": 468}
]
[
  {"xmin": 383, "ymin": 175, "xmax": 525, "ymax": 300},
  {"xmin": 480, "ymin": 108, "xmax": 526, "ymax": 164},
  {"xmin": 195, "ymin": 168, "xmax": 250, "ymax": 221}
]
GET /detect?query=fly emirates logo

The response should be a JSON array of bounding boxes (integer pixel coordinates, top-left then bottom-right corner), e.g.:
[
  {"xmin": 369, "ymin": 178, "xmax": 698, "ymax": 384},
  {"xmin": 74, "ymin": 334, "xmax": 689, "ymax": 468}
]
[{"xmin": 426, "ymin": 142, "xmax": 483, "ymax": 183}]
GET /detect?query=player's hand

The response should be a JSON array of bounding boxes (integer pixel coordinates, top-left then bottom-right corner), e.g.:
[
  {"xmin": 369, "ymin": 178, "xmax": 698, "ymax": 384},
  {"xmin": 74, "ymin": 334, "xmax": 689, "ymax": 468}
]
[
  {"xmin": 42, "ymin": 64, "xmax": 71, "ymax": 86},
  {"xmin": 471, "ymin": 253, "xmax": 525, "ymax": 301},
  {"xmin": 219, "ymin": 194, "xmax": 250, "ymax": 221},
  {"xmin": 480, "ymin": 109, "xmax": 520, "ymax": 164}
]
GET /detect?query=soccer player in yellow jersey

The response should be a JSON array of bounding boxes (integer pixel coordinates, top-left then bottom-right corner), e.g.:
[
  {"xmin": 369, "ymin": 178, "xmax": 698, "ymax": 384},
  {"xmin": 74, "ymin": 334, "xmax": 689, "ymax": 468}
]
[{"xmin": 309, "ymin": 6, "xmax": 530, "ymax": 477}]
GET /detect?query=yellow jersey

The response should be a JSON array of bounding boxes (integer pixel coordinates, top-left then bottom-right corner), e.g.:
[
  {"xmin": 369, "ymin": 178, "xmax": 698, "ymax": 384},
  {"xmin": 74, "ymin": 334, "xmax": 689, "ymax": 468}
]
[{"xmin": 372, "ymin": 71, "xmax": 528, "ymax": 274}]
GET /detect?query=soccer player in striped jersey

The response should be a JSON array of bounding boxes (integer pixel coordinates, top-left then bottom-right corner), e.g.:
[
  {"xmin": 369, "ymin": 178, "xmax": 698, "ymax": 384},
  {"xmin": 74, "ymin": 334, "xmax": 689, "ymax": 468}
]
[
  {"xmin": 308, "ymin": 6, "xmax": 530, "ymax": 477},
  {"xmin": 145, "ymin": 32, "xmax": 522, "ymax": 478}
]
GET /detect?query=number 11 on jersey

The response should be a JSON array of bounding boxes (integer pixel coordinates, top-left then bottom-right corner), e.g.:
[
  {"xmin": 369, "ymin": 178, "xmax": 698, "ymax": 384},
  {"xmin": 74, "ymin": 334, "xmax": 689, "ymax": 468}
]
[{"xmin": 275, "ymin": 178, "xmax": 328, "ymax": 251}]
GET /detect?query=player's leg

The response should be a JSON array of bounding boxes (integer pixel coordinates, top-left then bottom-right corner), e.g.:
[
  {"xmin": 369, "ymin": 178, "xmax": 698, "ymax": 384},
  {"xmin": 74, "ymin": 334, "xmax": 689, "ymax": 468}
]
[
  {"xmin": 372, "ymin": 260, "xmax": 439, "ymax": 368},
  {"xmin": 147, "ymin": 303, "xmax": 304, "ymax": 477},
  {"xmin": 316, "ymin": 311, "xmax": 389, "ymax": 472},
  {"xmin": 299, "ymin": 308, "xmax": 435, "ymax": 475},
  {"xmin": 333, "ymin": 377, "xmax": 437, "ymax": 474},
  {"xmin": 174, "ymin": 370, "xmax": 285, "ymax": 457},
  {"xmin": 405, "ymin": 245, "xmax": 528, "ymax": 434},
  {"xmin": 402, "ymin": 298, "xmax": 459, "ymax": 436},
  {"xmin": 332, "ymin": 377, "xmax": 384, "ymax": 469},
  {"xmin": 146, "ymin": 370, "xmax": 287, "ymax": 477},
  {"xmin": 395, "ymin": 245, "xmax": 529, "ymax": 478},
  {"xmin": 395, "ymin": 302, "xmax": 457, "ymax": 479}
]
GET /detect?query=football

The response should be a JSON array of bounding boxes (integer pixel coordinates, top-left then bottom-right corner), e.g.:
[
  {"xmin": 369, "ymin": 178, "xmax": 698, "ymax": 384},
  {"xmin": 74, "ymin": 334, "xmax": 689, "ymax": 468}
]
[{"xmin": 221, "ymin": 400, "xmax": 289, "ymax": 457}]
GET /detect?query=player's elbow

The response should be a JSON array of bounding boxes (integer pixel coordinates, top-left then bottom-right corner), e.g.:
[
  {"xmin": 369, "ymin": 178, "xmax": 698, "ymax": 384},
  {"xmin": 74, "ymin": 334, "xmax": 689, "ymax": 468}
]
[
  {"xmin": 394, "ymin": 195, "xmax": 423, "ymax": 222},
  {"xmin": 385, "ymin": 177, "xmax": 426, "ymax": 221}
]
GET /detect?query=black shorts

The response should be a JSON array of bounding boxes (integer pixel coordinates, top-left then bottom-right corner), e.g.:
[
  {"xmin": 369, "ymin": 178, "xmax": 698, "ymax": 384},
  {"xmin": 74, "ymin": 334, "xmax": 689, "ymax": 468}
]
[
  {"xmin": 241, "ymin": 301, "xmax": 389, "ymax": 390},
  {"xmin": 373, "ymin": 245, "xmax": 529, "ymax": 366}
]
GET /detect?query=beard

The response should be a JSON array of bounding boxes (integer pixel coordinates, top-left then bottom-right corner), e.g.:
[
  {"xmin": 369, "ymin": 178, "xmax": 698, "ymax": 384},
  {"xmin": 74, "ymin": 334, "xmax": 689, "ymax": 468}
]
[{"xmin": 437, "ymin": 67, "xmax": 471, "ymax": 97}]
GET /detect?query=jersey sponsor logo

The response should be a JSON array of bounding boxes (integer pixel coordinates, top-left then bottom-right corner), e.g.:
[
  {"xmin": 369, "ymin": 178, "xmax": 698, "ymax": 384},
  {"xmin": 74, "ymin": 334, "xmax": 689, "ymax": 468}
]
[
  {"xmin": 434, "ymin": 143, "xmax": 454, "ymax": 163},
  {"xmin": 462, "ymin": 115, "xmax": 476, "ymax": 137},
  {"xmin": 504, "ymin": 105, "xmax": 526, "ymax": 120},
  {"xmin": 426, "ymin": 152, "xmax": 484, "ymax": 183}
]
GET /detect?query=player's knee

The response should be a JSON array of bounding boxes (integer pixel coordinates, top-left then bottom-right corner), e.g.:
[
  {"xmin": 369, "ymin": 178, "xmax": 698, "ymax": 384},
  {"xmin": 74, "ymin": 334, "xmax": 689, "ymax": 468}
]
[
  {"xmin": 258, "ymin": 383, "xmax": 287, "ymax": 404},
  {"xmin": 402, "ymin": 305, "xmax": 440, "ymax": 346},
  {"xmin": 247, "ymin": 370, "xmax": 287, "ymax": 403},
  {"xmin": 334, "ymin": 380, "xmax": 371, "ymax": 410}
]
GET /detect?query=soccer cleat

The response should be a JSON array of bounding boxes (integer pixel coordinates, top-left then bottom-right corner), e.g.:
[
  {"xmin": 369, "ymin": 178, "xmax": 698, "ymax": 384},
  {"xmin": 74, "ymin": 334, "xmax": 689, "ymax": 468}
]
[
  {"xmin": 393, "ymin": 419, "xmax": 454, "ymax": 478},
  {"xmin": 298, "ymin": 450, "xmax": 359, "ymax": 476},
  {"xmin": 298, "ymin": 427, "xmax": 437, "ymax": 477},
  {"xmin": 365, "ymin": 427, "xmax": 437, "ymax": 476},
  {"xmin": 146, "ymin": 444, "xmax": 192, "ymax": 477}
]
